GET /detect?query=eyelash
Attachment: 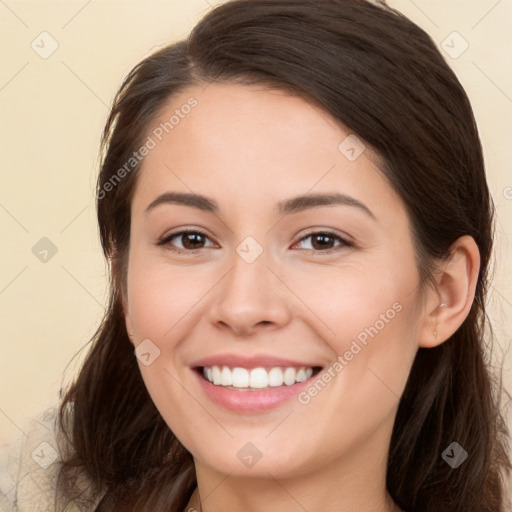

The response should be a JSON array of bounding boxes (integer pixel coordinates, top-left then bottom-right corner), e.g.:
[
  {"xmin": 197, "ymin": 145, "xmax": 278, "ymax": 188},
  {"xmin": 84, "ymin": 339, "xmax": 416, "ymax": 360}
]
[{"xmin": 156, "ymin": 229, "xmax": 353, "ymax": 254}]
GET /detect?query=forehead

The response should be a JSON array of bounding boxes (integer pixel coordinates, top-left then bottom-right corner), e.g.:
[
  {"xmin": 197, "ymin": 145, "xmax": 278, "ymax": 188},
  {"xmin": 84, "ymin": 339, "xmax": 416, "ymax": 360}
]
[{"xmin": 131, "ymin": 81, "xmax": 403, "ymax": 222}]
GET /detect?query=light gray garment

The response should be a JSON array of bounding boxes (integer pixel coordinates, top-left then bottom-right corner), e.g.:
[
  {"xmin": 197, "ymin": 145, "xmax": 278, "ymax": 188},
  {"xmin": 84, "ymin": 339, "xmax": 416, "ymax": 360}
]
[{"xmin": 0, "ymin": 406, "xmax": 104, "ymax": 512}]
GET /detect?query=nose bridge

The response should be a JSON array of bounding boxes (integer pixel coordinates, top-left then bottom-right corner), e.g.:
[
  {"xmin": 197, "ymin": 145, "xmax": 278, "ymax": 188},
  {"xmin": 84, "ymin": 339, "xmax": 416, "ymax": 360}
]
[
  {"xmin": 209, "ymin": 235, "xmax": 290, "ymax": 334},
  {"xmin": 231, "ymin": 236, "xmax": 270, "ymax": 294}
]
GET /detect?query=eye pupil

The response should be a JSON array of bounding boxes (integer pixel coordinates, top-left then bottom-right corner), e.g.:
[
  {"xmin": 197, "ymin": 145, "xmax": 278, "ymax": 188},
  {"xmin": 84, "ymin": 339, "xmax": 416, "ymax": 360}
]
[
  {"xmin": 312, "ymin": 234, "xmax": 334, "ymax": 250},
  {"xmin": 182, "ymin": 232, "xmax": 205, "ymax": 249}
]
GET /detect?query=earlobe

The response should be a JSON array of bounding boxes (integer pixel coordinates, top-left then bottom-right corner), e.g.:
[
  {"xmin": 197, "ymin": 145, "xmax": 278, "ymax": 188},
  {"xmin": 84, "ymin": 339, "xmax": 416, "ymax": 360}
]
[
  {"xmin": 432, "ymin": 302, "xmax": 447, "ymax": 338},
  {"xmin": 419, "ymin": 235, "xmax": 480, "ymax": 349}
]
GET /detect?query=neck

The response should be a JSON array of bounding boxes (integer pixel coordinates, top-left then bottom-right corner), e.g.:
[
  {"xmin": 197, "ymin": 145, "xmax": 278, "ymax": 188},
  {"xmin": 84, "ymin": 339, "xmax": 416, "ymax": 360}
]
[
  {"xmin": 183, "ymin": 424, "xmax": 403, "ymax": 512},
  {"xmin": 186, "ymin": 476, "xmax": 402, "ymax": 512}
]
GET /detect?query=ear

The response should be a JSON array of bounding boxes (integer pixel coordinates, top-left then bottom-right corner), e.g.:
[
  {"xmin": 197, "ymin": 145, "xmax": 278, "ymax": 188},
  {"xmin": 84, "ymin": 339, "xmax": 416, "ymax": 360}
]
[{"xmin": 418, "ymin": 235, "xmax": 480, "ymax": 348}]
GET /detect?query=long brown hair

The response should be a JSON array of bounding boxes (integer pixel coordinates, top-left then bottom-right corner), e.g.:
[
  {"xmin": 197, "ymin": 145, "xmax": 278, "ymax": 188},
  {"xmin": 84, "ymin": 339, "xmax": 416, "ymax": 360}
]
[{"xmin": 57, "ymin": 1, "xmax": 511, "ymax": 511}]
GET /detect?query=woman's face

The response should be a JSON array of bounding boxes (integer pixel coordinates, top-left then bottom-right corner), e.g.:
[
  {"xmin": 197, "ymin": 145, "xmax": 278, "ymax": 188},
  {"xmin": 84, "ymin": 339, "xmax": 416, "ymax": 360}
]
[{"xmin": 124, "ymin": 82, "xmax": 427, "ymax": 480}]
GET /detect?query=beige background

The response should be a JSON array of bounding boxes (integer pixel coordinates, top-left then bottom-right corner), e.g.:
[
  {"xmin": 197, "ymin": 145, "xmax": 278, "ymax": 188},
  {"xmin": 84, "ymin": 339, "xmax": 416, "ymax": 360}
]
[{"xmin": 1, "ymin": 0, "xmax": 511, "ymax": 481}]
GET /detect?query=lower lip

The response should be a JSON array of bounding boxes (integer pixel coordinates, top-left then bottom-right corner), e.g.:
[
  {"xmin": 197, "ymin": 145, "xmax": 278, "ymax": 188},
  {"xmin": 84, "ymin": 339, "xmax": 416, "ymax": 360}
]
[{"xmin": 193, "ymin": 368, "xmax": 319, "ymax": 413}]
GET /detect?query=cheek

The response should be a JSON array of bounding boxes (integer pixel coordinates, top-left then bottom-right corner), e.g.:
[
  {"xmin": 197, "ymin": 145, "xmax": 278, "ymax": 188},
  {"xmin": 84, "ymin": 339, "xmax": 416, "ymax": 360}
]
[
  {"xmin": 285, "ymin": 256, "xmax": 419, "ymax": 343},
  {"xmin": 124, "ymin": 251, "xmax": 204, "ymax": 438},
  {"xmin": 285, "ymin": 256, "xmax": 421, "ymax": 395},
  {"xmin": 289, "ymin": 267, "xmax": 420, "ymax": 463},
  {"xmin": 125, "ymin": 249, "xmax": 208, "ymax": 340}
]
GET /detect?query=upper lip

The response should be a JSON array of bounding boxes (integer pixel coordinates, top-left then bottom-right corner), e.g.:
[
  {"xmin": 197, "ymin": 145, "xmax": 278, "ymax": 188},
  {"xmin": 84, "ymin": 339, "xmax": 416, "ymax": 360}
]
[{"xmin": 191, "ymin": 353, "xmax": 324, "ymax": 370}]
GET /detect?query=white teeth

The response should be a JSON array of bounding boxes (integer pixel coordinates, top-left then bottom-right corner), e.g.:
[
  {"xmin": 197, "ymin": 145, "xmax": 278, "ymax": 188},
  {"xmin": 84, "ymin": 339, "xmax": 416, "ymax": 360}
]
[
  {"xmin": 221, "ymin": 366, "xmax": 232, "ymax": 386},
  {"xmin": 232, "ymin": 367, "xmax": 249, "ymax": 387},
  {"xmin": 202, "ymin": 365, "xmax": 316, "ymax": 389},
  {"xmin": 268, "ymin": 367, "xmax": 284, "ymax": 387},
  {"xmin": 296, "ymin": 368, "xmax": 307, "ymax": 382},
  {"xmin": 283, "ymin": 367, "xmax": 296, "ymax": 385},
  {"xmin": 212, "ymin": 366, "xmax": 222, "ymax": 385},
  {"xmin": 249, "ymin": 368, "xmax": 268, "ymax": 388}
]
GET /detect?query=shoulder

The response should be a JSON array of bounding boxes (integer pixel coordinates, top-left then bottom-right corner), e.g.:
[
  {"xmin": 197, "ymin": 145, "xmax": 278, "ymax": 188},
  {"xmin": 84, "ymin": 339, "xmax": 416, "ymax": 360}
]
[{"xmin": 0, "ymin": 406, "xmax": 104, "ymax": 512}]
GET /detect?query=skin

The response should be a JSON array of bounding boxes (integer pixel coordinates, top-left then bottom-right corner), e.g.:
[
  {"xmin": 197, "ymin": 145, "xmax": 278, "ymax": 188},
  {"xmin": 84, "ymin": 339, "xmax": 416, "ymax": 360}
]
[{"xmin": 123, "ymin": 82, "xmax": 480, "ymax": 512}]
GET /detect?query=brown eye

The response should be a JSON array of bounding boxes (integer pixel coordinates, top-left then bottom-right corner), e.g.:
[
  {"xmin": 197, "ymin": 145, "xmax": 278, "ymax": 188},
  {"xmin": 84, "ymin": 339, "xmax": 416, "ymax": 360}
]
[
  {"xmin": 158, "ymin": 230, "xmax": 216, "ymax": 251},
  {"xmin": 294, "ymin": 231, "xmax": 351, "ymax": 251},
  {"xmin": 180, "ymin": 232, "xmax": 207, "ymax": 249}
]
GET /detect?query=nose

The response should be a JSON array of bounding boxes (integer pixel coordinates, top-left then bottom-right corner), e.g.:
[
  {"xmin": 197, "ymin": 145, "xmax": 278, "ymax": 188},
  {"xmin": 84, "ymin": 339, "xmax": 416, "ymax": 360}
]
[{"xmin": 208, "ymin": 246, "xmax": 291, "ymax": 337}]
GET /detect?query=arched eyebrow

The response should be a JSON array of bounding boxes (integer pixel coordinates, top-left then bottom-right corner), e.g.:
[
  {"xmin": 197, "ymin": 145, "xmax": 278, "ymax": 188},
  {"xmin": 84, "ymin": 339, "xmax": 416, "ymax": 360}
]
[
  {"xmin": 145, "ymin": 192, "xmax": 217, "ymax": 214},
  {"xmin": 277, "ymin": 192, "xmax": 375, "ymax": 219},
  {"xmin": 145, "ymin": 191, "xmax": 375, "ymax": 220}
]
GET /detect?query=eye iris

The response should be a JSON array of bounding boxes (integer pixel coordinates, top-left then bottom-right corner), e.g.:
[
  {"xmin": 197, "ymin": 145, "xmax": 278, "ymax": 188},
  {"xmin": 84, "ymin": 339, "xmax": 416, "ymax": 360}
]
[
  {"xmin": 312, "ymin": 234, "xmax": 335, "ymax": 250},
  {"xmin": 182, "ymin": 232, "xmax": 205, "ymax": 249}
]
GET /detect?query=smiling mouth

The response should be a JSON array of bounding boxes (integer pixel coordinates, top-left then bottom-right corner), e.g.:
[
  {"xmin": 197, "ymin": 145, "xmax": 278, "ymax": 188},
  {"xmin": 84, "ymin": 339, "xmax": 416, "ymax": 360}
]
[{"xmin": 194, "ymin": 365, "xmax": 323, "ymax": 390}]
